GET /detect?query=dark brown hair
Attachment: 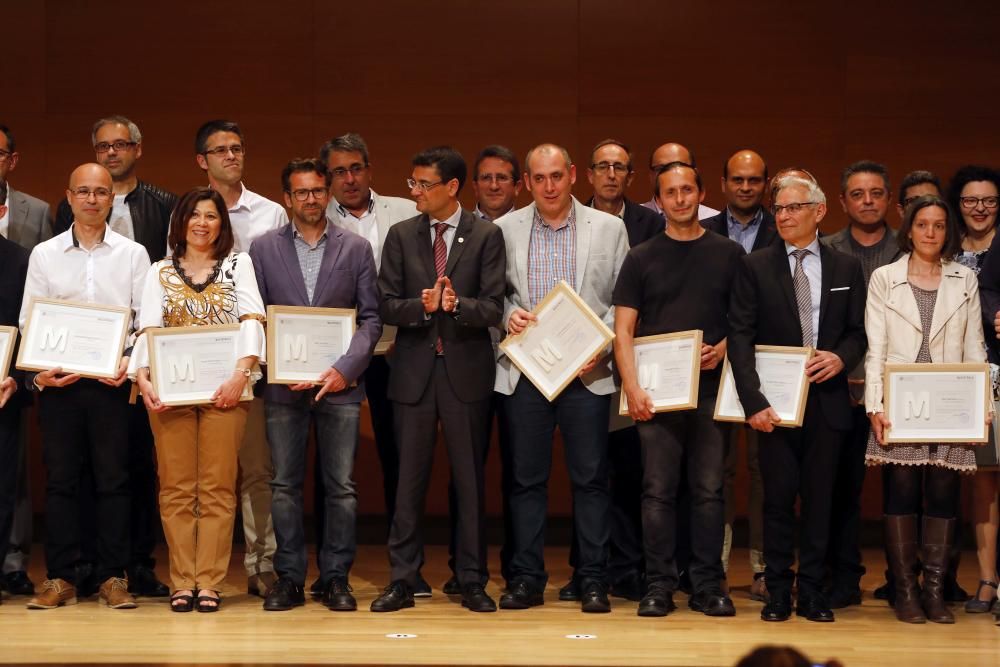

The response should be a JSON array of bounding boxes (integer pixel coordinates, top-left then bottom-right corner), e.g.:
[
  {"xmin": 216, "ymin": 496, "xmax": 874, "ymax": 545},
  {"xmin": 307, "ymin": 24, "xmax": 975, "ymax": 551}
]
[
  {"xmin": 896, "ymin": 195, "xmax": 962, "ymax": 261},
  {"xmin": 167, "ymin": 187, "xmax": 234, "ymax": 260}
]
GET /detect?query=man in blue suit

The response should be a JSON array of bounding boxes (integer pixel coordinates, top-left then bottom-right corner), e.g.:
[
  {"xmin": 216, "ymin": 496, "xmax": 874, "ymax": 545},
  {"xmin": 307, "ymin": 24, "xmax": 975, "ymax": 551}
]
[{"xmin": 249, "ymin": 158, "xmax": 381, "ymax": 612}]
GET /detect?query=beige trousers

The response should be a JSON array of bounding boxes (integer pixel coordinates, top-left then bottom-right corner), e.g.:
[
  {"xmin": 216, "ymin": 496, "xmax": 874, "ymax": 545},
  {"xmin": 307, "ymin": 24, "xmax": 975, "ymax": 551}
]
[{"xmin": 238, "ymin": 398, "xmax": 276, "ymax": 576}]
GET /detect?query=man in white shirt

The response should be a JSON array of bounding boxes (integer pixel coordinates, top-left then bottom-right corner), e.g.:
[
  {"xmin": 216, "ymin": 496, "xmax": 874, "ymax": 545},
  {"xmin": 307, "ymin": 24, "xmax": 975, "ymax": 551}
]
[
  {"xmin": 196, "ymin": 120, "xmax": 287, "ymax": 597},
  {"xmin": 21, "ymin": 163, "xmax": 150, "ymax": 610}
]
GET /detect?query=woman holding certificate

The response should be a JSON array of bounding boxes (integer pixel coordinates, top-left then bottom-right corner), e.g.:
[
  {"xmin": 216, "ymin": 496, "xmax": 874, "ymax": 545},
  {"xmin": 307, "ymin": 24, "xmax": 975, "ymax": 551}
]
[
  {"xmin": 130, "ymin": 188, "xmax": 266, "ymax": 612},
  {"xmin": 865, "ymin": 195, "xmax": 988, "ymax": 624}
]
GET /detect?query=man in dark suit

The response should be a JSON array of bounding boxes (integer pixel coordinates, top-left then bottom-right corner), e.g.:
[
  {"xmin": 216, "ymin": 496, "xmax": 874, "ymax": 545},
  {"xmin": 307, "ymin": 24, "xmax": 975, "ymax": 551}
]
[
  {"xmin": 729, "ymin": 175, "xmax": 866, "ymax": 623},
  {"xmin": 249, "ymin": 158, "xmax": 380, "ymax": 612},
  {"xmin": 0, "ymin": 179, "xmax": 30, "ymax": 606},
  {"xmin": 372, "ymin": 146, "xmax": 505, "ymax": 613}
]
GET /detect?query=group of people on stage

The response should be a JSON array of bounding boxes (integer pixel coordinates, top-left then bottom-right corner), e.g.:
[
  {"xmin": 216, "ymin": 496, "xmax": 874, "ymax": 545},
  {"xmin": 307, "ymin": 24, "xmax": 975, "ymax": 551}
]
[{"xmin": 1, "ymin": 115, "xmax": 999, "ymax": 625}]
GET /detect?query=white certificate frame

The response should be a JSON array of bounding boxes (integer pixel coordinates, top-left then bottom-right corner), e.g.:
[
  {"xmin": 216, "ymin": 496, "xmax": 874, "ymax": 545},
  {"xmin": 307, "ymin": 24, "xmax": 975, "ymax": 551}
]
[
  {"xmin": 147, "ymin": 324, "xmax": 254, "ymax": 407},
  {"xmin": 266, "ymin": 305, "xmax": 356, "ymax": 385},
  {"xmin": 884, "ymin": 363, "xmax": 990, "ymax": 444},
  {"xmin": 714, "ymin": 345, "xmax": 813, "ymax": 427},
  {"xmin": 618, "ymin": 330, "xmax": 703, "ymax": 415},
  {"xmin": 16, "ymin": 298, "xmax": 130, "ymax": 380},
  {"xmin": 499, "ymin": 281, "xmax": 615, "ymax": 402},
  {"xmin": 0, "ymin": 326, "xmax": 16, "ymax": 382}
]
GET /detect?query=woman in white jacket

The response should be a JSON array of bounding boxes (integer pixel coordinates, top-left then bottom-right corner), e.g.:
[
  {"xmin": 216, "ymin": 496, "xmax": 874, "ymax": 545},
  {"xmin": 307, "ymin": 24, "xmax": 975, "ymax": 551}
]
[{"xmin": 865, "ymin": 195, "xmax": 989, "ymax": 624}]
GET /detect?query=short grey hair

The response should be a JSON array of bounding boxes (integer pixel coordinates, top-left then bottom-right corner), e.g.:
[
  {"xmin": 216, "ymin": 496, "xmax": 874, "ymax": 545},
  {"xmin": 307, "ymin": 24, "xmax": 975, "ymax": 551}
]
[
  {"xmin": 91, "ymin": 115, "xmax": 142, "ymax": 146},
  {"xmin": 773, "ymin": 175, "xmax": 826, "ymax": 205},
  {"xmin": 319, "ymin": 132, "xmax": 370, "ymax": 166},
  {"xmin": 524, "ymin": 143, "xmax": 572, "ymax": 175}
]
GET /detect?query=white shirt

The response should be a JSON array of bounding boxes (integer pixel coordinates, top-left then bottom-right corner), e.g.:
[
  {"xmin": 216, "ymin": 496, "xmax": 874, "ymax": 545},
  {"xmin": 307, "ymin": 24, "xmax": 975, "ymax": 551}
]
[
  {"xmin": 228, "ymin": 183, "xmax": 288, "ymax": 253},
  {"xmin": 784, "ymin": 235, "xmax": 823, "ymax": 348},
  {"xmin": 109, "ymin": 193, "xmax": 135, "ymax": 240},
  {"xmin": 0, "ymin": 190, "xmax": 8, "ymax": 239},
  {"xmin": 19, "ymin": 224, "xmax": 151, "ymax": 333},
  {"xmin": 328, "ymin": 190, "xmax": 380, "ymax": 267}
]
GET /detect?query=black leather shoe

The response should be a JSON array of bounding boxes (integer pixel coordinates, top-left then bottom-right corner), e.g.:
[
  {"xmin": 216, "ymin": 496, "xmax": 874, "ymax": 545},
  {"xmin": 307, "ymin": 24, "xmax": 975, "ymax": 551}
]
[
  {"xmin": 323, "ymin": 577, "xmax": 357, "ymax": 611},
  {"xmin": 689, "ymin": 590, "xmax": 736, "ymax": 617},
  {"xmin": 461, "ymin": 583, "xmax": 497, "ymax": 612},
  {"xmin": 262, "ymin": 577, "xmax": 305, "ymax": 611},
  {"xmin": 558, "ymin": 578, "xmax": 580, "ymax": 601},
  {"xmin": 828, "ymin": 587, "xmax": 862, "ymax": 609},
  {"xmin": 309, "ymin": 577, "xmax": 325, "ymax": 598},
  {"xmin": 127, "ymin": 565, "xmax": 169, "ymax": 597},
  {"xmin": 370, "ymin": 580, "xmax": 414, "ymax": 612},
  {"xmin": 761, "ymin": 593, "xmax": 793, "ymax": 622},
  {"xmin": 580, "ymin": 579, "xmax": 611, "ymax": 613},
  {"xmin": 3, "ymin": 570, "xmax": 35, "ymax": 596},
  {"xmin": 796, "ymin": 595, "xmax": 835, "ymax": 622},
  {"xmin": 443, "ymin": 576, "xmax": 462, "ymax": 595},
  {"xmin": 499, "ymin": 579, "xmax": 544, "ymax": 609},
  {"xmin": 412, "ymin": 573, "xmax": 432, "ymax": 598},
  {"xmin": 873, "ymin": 580, "xmax": 892, "ymax": 601},
  {"xmin": 637, "ymin": 584, "xmax": 675, "ymax": 617},
  {"xmin": 610, "ymin": 571, "xmax": 643, "ymax": 602}
]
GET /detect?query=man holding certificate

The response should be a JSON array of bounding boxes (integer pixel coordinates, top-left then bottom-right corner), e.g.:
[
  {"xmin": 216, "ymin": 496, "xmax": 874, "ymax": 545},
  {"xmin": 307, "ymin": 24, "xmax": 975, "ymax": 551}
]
[
  {"xmin": 613, "ymin": 162, "xmax": 744, "ymax": 618},
  {"xmin": 248, "ymin": 158, "xmax": 381, "ymax": 612},
  {"xmin": 729, "ymin": 175, "xmax": 867, "ymax": 623},
  {"xmin": 494, "ymin": 143, "xmax": 629, "ymax": 613},
  {"xmin": 20, "ymin": 163, "xmax": 150, "ymax": 610}
]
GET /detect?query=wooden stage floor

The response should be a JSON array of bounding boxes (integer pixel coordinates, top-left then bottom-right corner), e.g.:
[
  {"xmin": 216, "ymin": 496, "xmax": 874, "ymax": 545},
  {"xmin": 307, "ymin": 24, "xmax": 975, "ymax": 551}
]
[{"xmin": 1, "ymin": 546, "xmax": 998, "ymax": 667}]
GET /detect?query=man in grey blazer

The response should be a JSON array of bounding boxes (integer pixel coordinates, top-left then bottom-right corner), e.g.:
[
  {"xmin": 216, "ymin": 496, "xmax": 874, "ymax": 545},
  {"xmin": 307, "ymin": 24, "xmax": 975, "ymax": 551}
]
[
  {"xmin": 249, "ymin": 158, "xmax": 381, "ymax": 612},
  {"xmin": 495, "ymin": 144, "xmax": 629, "ymax": 613}
]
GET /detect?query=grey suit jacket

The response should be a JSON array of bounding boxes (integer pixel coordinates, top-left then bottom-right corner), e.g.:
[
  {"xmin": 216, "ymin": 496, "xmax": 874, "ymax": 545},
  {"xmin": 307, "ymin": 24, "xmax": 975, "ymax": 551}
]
[
  {"xmin": 6, "ymin": 188, "xmax": 52, "ymax": 251},
  {"xmin": 493, "ymin": 197, "xmax": 629, "ymax": 396}
]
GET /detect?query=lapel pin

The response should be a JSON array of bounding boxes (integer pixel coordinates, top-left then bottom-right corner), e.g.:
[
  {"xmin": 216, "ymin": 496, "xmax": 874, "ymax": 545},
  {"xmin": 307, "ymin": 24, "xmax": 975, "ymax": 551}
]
[{"xmin": 458, "ymin": 237, "xmax": 464, "ymax": 243}]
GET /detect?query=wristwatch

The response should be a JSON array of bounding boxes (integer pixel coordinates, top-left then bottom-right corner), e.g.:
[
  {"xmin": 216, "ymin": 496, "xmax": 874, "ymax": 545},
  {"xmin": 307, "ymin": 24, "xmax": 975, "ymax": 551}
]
[{"xmin": 236, "ymin": 368, "xmax": 252, "ymax": 378}]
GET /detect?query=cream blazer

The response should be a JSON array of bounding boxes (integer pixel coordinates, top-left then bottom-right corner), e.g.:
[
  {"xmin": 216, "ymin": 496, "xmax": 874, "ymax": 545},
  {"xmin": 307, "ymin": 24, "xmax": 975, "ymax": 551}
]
[{"xmin": 864, "ymin": 254, "xmax": 987, "ymax": 413}]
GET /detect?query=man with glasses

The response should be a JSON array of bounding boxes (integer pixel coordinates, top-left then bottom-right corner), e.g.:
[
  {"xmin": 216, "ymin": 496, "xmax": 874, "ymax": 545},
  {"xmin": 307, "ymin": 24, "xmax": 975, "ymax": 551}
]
[
  {"xmin": 249, "ymin": 158, "xmax": 381, "ymax": 612},
  {"xmin": 53, "ymin": 115, "xmax": 175, "ymax": 599},
  {"xmin": 730, "ymin": 175, "xmax": 866, "ymax": 622},
  {"xmin": 820, "ymin": 161, "xmax": 903, "ymax": 610},
  {"xmin": 472, "ymin": 145, "xmax": 521, "ymax": 222},
  {"xmin": 642, "ymin": 143, "xmax": 719, "ymax": 221},
  {"xmin": 319, "ymin": 133, "xmax": 430, "ymax": 596},
  {"xmin": 370, "ymin": 146, "xmax": 504, "ymax": 614},
  {"xmin": 23, "ymin": 163, "xmax": 151, "ymax": 610},
  {"xmin": 0, "ymin": 124, "xmax": 51, "ymax": 600},
  {"xmin": 196, "ymin": 119, "xmax": 287, "ymax": 599}
]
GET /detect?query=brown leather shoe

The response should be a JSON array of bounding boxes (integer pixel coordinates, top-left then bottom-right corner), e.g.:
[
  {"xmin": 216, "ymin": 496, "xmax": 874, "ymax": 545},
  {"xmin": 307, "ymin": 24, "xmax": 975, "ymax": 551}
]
[
  {"xmin": 26, "ymin": 579, "xmax": 78, "ymax": 609},
  {"xmin": 248, "ymin": 571, "xmax": 277, "ymax": 598},
  {"xmin": 99, "ymin": 577, "xmax": 137, "ymax": 609},
  {"xmin": 921, "ymin": 516, "xmax": 955, "ymax": 624}
]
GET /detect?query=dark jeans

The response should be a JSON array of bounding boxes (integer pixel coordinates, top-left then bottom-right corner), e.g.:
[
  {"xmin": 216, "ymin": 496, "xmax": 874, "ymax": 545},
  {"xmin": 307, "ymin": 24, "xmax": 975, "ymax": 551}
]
[
  {"xmin": 505, "ymin": 378, "xmax": 610, "ymax": 588},
  {"xmin": 39, "ymin": 380, "xmax": 131, "ymax": 583},
  {"xmin": 825, "ymin": 404, "xmax": 868, "ymax": 591},
  {"xmin": 0, "ymin": 405, "xmax": 22, "ymax": 569},
  {"xmin": 637, "ymin": 401, "xmax": 726, "ymax": 594},
  {"xmin": 268, "ymin": 398, "xmax": 360, "ymax": 585},
  {"xmin": 607, "ymin": 425, "xmax": 644, "ymax": 582}
]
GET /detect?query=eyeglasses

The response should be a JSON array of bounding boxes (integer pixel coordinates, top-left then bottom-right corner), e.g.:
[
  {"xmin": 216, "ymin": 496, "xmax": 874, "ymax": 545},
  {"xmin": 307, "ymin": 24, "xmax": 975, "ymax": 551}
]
[
  {"xmin": 202, "ymin": 144, "xmax": 245, "ymax": 157},
  {"xmin": 330, "ymin": 164, "xmax": 367, "ymax": 179},
  {"xmin": 94, "ymin": 140, "xmax": 137, "ymax": 154},
  {"xmin": 0, "ymin": 149, "xmax": 11, "ymax": 161},
  {"xmin": 70, "ymin": 187, "xmax": 113, "ymax": 200},
  {"xmin": 772, "ymin": 201, "xmax": 819, "ymax": 216},
  {"xmin": 406, "ymin": 178, "xmax": 443, "ymax": 192},
  {"xmin": 477, "ymin": 174, "xmax": 514, "ymax": 184},
  {"xmin": 591, "ymin": 162, "xmax": 630, "ymax": 175},
  {"xmin": 959, "ymin": 196, "xmax": 999, "ymax": 210},
  {"xmin": 290, "ymin": 187, "xmax": 328, "ymax": 201}
]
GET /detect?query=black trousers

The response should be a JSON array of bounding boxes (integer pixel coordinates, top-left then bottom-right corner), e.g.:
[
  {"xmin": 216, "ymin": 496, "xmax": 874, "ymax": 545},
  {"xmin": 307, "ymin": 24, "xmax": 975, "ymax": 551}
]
[
  {"xmin": 607, "ymin": 425, "xmax": 644, "ymax": 582},
  {"xmin": 39, "ymin": 380, "xmax": 131, "ymax": 583},
  {"xmin": 758, "ymin": 397, "xmax": 845, "ymax": 599},
  {"xmin": 825, "ymin": 404, "xmax": 868, "ymax": 591},
  {"xmin": 0, "ymin": 405, "xmax": 22, "ymax": 569},
  {"xmin": 388, "ymin": 359, "xmax": 489, "ymax": 586}
]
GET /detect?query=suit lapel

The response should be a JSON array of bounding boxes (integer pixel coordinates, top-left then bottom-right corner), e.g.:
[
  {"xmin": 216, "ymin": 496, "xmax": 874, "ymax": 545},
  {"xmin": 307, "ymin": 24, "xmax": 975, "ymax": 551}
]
[
  {"xmin": 415, "ymin": 215, "xmax": 437, "ymax": 283},
  {"xmin": 818, "ymin": 244, "xmax": 835, "ymax": 338},
  {"xmin": 312, "ymin": 225, "xmax": 345, "ymax": 305},
  {"xmin": 8, "ymin": 192, "xmax": 28, "ymax": 246},
  {"xmin": 515, "ymin": 207, "xmax": 532, "ymax": 298},
  {"xmin": 277, "ymin": 226, "xmax": 311, "ymax": 305},
  {"xmin": 574, "ymin": 200, "xmax": 591, "ymax": 293},
  {"xmin": 772, "ymin": 242, "xmax": 799, "ymax": 323},
  {"xmin": 444, "ymin": 211, "xmax": 472, "ymax": 276},
  {"xmin": 928, "ymin": 264, "xmax": 968, "ymax": 341}
]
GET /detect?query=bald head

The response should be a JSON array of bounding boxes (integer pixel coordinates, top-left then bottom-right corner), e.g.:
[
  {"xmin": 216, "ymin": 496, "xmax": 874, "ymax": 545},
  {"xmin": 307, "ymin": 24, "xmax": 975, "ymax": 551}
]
[
  {"xmin": 524, "ymin": 143, "xmax": 572, "ymax": 175},
  {"xmin": 524, "ymin": 143, "xmax": 576, "ymax": 223},
  {"xmin": 722, "ymin": 150, "xmax": 768, "ymax": 219},
  {"xmin": 67, "ymin": 163, "xmax": 113, "ymax": 228},
  {"xmin": 649, "ymin": 143, "xmax": 695, "ymax": 189}
]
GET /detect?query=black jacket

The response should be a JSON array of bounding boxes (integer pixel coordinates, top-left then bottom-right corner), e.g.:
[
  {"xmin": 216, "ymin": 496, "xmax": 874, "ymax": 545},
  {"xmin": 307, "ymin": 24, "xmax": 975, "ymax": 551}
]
[
  {"xmin": 586, "ymin": 197, "xmax": 664, "ymax": 248},
  {"xmin": 0, "ymin": 236, "xmax": 30, "ymax": 408},
  {"xmin": 701, "ymin": 207, "xmax": 778, "ymax": 253},
  {"xmin": 55, "ymin": 180, "xmax": 177, "ymax": 262}
]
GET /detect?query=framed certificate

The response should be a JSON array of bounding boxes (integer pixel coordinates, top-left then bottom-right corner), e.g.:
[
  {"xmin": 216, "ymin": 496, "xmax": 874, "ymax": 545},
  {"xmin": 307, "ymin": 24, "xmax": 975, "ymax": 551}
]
[
  {"xmin": 499, "ymin": 281, "xmax": 615, "ymax": 402},
  {"xmin": 266, "ymin": 305, "xmax": 356, "ymax": 385},
  {"xmin": 884, "ymin": 363, "xmax": 990, "ymax": 443},
  {"xmin": 17, "ymin": 298, "xmax": 130, "ymax": 379},
  {"xmin": 0, "ymin": 326, "xmax": 16, "ymax": 382},
  {"xmin": 714, "ymin": 345, "xmax": 813, "ymax": 427},
  {"xmin": 619, "ymin": 330, "xmax": 702, "ymax": 415},
  {"xmin": 147, "ymin": 324, "xmax": 254, "ymax": 407}
]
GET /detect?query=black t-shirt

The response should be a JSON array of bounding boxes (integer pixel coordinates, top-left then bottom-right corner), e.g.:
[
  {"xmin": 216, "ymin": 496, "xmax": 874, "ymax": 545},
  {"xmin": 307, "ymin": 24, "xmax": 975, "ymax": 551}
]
[{"xmin": 612, "ymin": 230, "xmax": 744, "ymax": 397}]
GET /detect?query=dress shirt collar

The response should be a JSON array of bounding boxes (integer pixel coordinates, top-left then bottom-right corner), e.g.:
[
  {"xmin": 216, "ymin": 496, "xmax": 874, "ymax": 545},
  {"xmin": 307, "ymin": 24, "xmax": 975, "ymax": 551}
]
[
  {"xmin": 292, "ymin": 218, "xmax": 331, "ymax": 245},
  {"xmin": 726, "ymin": 206, "xmax": 763, "ymax": 230},
  {"xmin": 230, "ymin": 182, "xmax": 252, "ymax": 213},
  {"xmin": 336, "ymin": 190, "xmax": 376, "ymax": 219},
  {"xmin": 65, "ymin": 222, "xmax": 113, "ymax": 251},
  {"xmin": 784, "ymin": 234, "xmax": 822, "ymax": 259},
  {"xmin": 430, "ymin": 204, "xmax": 462, "ymax": 228},
  {"xmin": 473, "ymin": 203, "xmax": 514, "ymax": 222}
]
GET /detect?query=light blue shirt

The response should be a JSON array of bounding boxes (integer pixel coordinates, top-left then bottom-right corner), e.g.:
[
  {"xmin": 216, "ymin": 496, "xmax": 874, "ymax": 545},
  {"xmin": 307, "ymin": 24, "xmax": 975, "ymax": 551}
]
[
  {"xmin": 726, "ymin": 206, "xmax": 763, "ymax": 254},
  {"xmin": 785, "ymin": 236, "xmax": 822, "ymax": 347}
]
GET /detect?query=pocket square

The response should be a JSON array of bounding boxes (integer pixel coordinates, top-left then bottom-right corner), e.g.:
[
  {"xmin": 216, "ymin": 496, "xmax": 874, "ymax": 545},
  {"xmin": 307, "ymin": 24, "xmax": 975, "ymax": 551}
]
[{"xmin": 830, "ymin": 286, "xmax": 850, "ymax": 292}]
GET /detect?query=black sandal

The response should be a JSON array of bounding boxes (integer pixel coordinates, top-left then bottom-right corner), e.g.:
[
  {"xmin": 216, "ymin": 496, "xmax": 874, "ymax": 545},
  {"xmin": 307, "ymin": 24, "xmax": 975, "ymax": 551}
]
[
  {"xmin": 196, "ymin": 590, "xmax": 221, "ymax": 613},
  {"xmin": 170, "ymin": 590, "xmax": 195, "ymax": 613}
]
